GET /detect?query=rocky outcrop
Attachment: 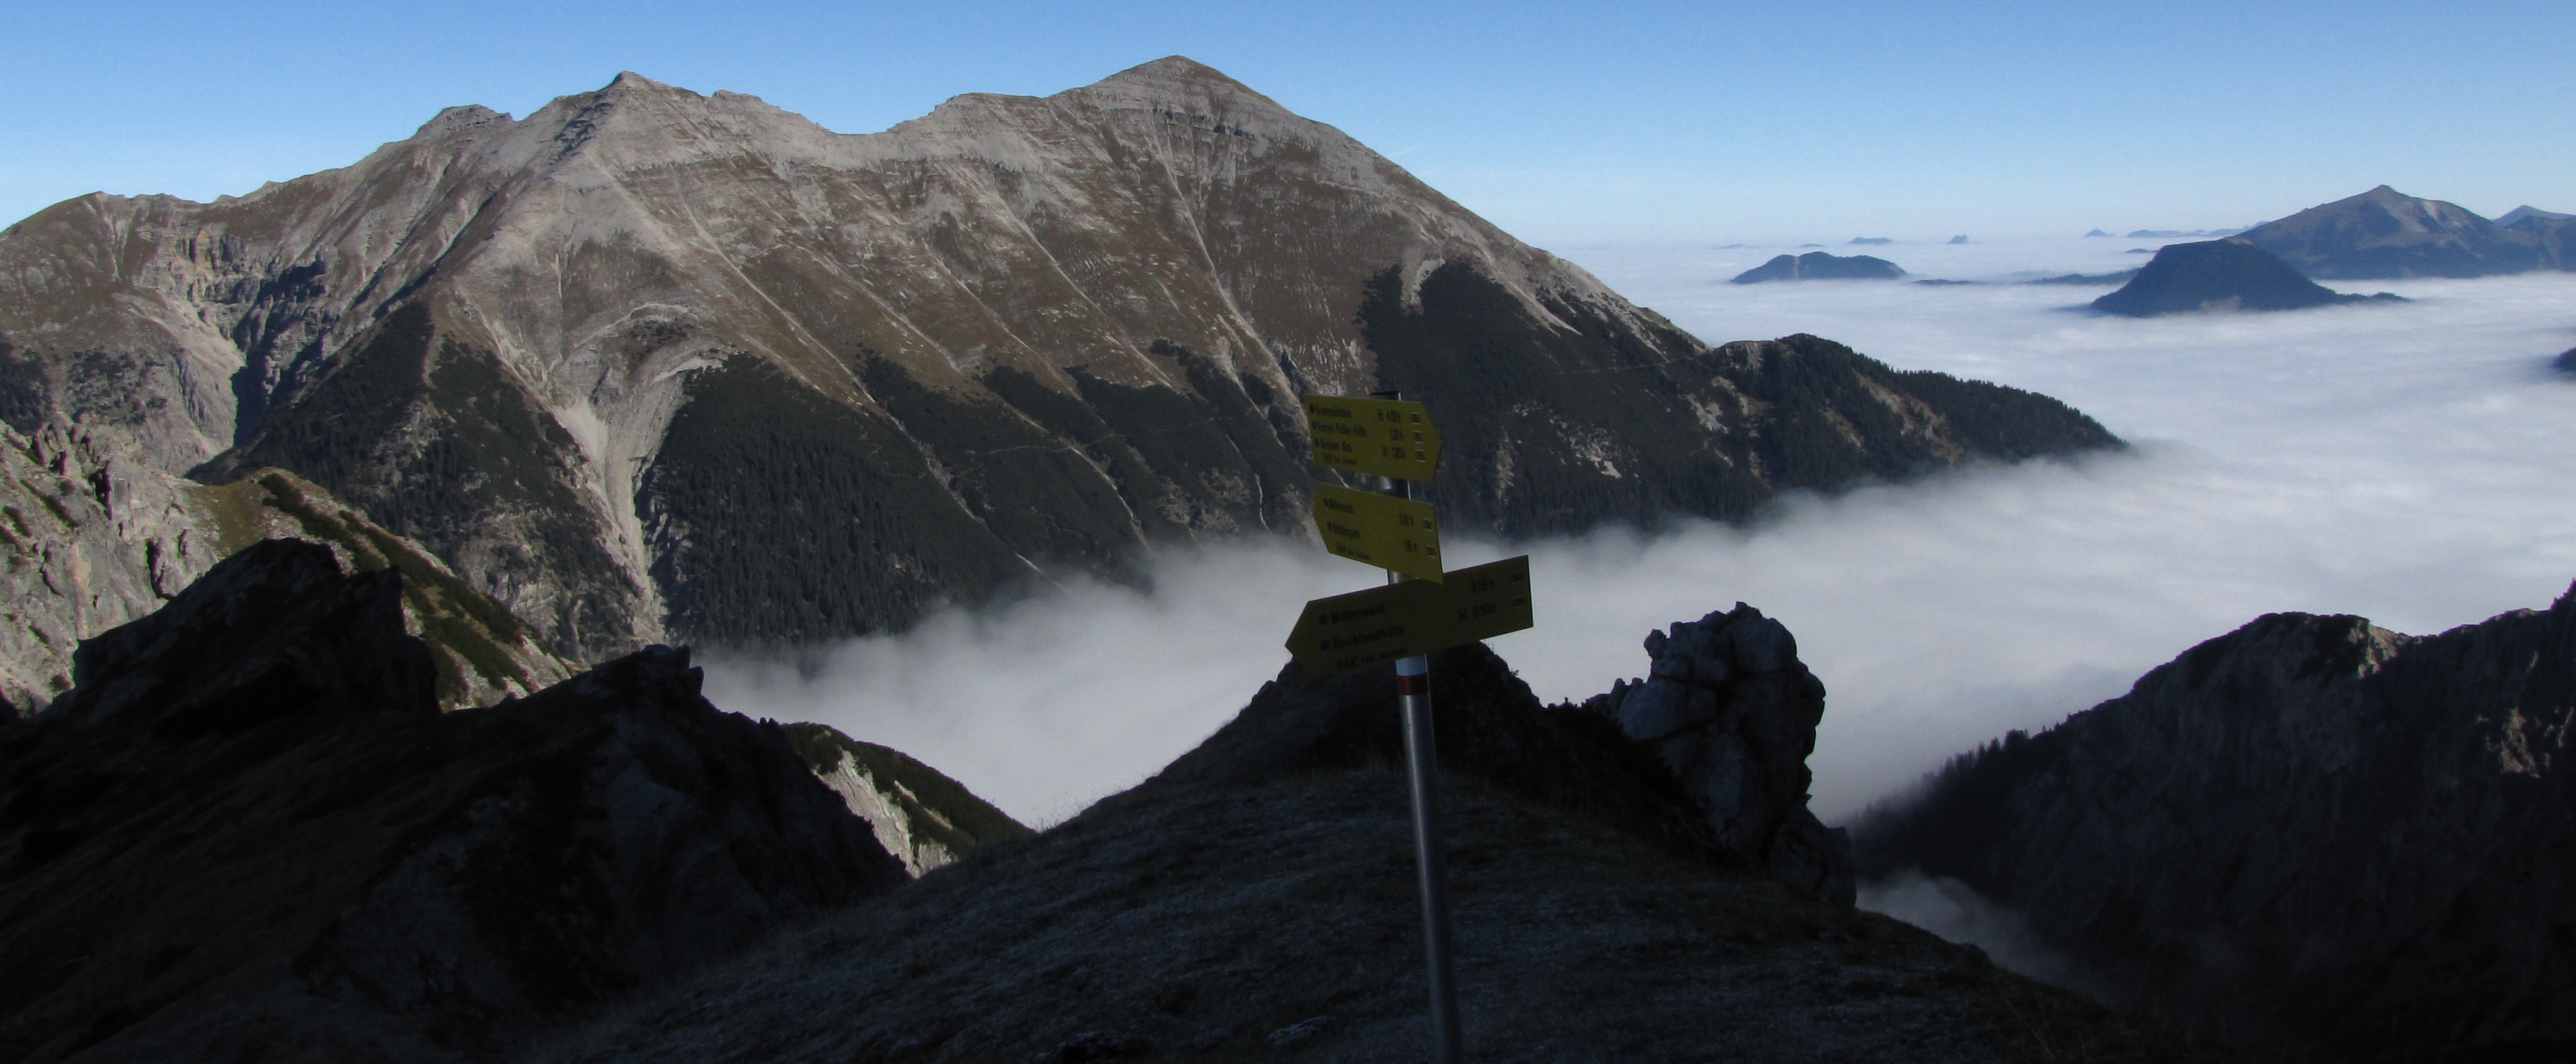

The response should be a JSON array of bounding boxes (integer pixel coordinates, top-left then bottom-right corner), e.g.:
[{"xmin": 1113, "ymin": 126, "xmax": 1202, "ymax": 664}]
[
  {"xmin": 1729, "ymin": 252, "xmax": 1905, "ymax": 282},
  {"xmin": 2091, "ymin": 239, "xmax": 2400, "ymax": 316},
  {"xmin": 2237, "ymin": 185, "xmax": 2548, "ymax": 279},
  {"xmin": 1, "ymin": 60, "xmax": 2123, "ymax": 654},
  {"xmin": 784, "ymin": 722, "xmax": 1032, "ymax": 876},
  {"xmin": 1580, "ymin": 604, "xmax": 1854, "ymax": 905},
  {"xmin": 1849, "ymin": 585, "xmax": 2576, "ymax": 1061},
  {"xmin": 0, "ymin": 416, "xmax": 571, "ymax": 716},
  {"xmin": 0, "ymin": 540, "xmax": 905, "ymax": 1063}
]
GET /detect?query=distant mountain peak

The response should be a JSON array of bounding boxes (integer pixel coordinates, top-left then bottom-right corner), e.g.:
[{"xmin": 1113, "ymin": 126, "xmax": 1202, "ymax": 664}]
[{"xmin": 2238, "ymin": 184, "xmax": 2548, "ymax": 279}]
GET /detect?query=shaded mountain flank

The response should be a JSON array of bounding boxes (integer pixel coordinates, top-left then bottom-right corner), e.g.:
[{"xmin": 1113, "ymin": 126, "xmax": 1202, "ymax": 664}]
[
  {"xmin": 1850, "ymin": 585, "xmax": 2576, "ymax": 1062},
  {"xmin": 2090, "ymin": 240, "xmax": 2402, "ymax": 317},
  {"xmin": 0, "ymin": 541, "xmax": 909, "ymax": 1063},
  {"xmin": 1, "ymin": 414, "xmax": 571, "ymax": 716},
  {"xmin": 532, "ymin": 626, "xmax": 2254, "ymax": 1064},
  {"xmin": 1728, "ymin": 252, "xmax": 1907, "ymax": 283},
  {"xmin": 2236, "ymin": 186, "xmax": 2570, "ymax": 279},
  {"xmin": 0, "ymin": 60, "xmax": 2121, "ymax": 659}
]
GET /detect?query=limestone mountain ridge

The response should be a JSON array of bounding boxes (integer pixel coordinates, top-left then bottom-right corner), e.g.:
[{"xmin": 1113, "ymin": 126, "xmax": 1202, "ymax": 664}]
[{"xmin": 3, "ymin": 59, "xmax": 2120, "ymax": 660}]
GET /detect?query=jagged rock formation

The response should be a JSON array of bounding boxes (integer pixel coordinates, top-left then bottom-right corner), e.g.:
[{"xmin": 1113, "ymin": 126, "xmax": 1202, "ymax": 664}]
[
  {"xmin": 0, "ymin": 540, "xmax": 905, "ymax": 1063},
  {"xmin": 2236, "ymin": 185, "xmax": 2557, "ymax": 279},
  {"xmin": 1578, "ymin": 604, "xmax": 1853, "ymax": 904},
  {"xmin": 1849, "ymin": 586, "xmax": 2576, "ymax": 1061},
  {"xmin": 784, "ymin": 722, "xmax": 1032, "ymax": 876},
  {"xmin": 0, "ymin": 60, "xmax": 2125, "ymax": 659},
  {"xmin": 533, "ymin": 638, "xmax": 2256, "ymax": 1064},
  {"xmin": 0, "ymin": 417, "xmax": 569, "ymax": 715},
  {"xmin": 2091, "ymin": 239, "xmax": 2399, "ymax": 316},
  {"xmin": 1729, "ymin": 252, "xmax": 1906, "ymax": 282}
]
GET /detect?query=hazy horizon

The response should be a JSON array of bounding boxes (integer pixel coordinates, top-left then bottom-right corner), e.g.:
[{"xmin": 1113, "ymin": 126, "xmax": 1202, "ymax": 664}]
[{"xmin": 706, "ymin": 239, "xmax": 2576, "ymax": 826}]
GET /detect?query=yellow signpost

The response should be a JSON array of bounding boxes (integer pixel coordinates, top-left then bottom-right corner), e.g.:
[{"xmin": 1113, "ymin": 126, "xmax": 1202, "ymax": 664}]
[
  {"xmin": 1312, "ymin": 483, "xmax": 1444, "ymax": 582},
  {"xmin": 1305, "ymin": 394, "xmax": 1442, "ymax": 482},
  {"xmin": 1283, "ymin": 555, "xmax": 1532, "ymax": 676},
  {"xmin": 1291, "ymin": 390, "xmax": 1523, "ymax": 1064}
]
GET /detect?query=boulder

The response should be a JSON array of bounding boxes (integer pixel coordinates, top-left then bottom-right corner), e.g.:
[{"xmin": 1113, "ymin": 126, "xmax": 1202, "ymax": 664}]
[{"xmin": 1581, "ymin": 604, "xmax": 1853, "ymax": 905}]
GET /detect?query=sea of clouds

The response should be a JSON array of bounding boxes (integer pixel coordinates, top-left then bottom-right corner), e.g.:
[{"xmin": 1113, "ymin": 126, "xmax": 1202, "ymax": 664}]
[{"xmin": 706, "ymin": 235, "xmax": 2576, "ymax": 829}]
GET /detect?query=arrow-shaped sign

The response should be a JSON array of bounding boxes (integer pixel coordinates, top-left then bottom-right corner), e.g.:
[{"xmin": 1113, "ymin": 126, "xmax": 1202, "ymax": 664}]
[
  {"xmin": 1313, "ymin": 483, "xmax": 1444, "ymax": 582},
  {"xmin": 1284, "ymin": 555, "xmax": 1533, "ymax": 675}
]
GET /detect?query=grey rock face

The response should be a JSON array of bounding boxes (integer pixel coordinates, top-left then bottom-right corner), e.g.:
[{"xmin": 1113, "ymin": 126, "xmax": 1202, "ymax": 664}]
[
  {"xmin": 0, "ymin": 541, "xmax": 903, "ymax": 1062},
  {"xmin": 0, "ymin": 416, "xmax": 225, "ymax": 713},
  {"xmin": 0, "ymin": 416, "xmax": 571, "ymax": 716},
  {"xmin": 1851, "ymin": 585, "xmax": 2576, "ymax": 1060},
  {"xmin": 1585, "ymin": 604, "xmax": 1853, "ymax": 905}
]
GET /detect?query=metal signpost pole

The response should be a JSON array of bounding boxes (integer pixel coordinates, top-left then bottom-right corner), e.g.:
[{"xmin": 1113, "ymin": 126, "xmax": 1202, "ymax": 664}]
[{"xmin": 1374, "ymin": 392, "xmax": 1463, "ymax": 1064}]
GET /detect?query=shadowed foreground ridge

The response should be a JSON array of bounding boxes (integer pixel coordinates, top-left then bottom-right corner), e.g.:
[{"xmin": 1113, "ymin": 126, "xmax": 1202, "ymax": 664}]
[
  {"xmin": 1851, "ymin": 584, "xmax": 2576, "ymax": 1062},
  {"xmin": 0, "ymin": 541, "xmax": 905, "ymax": 1063},
  {"xmin": 538, "ymin": 641, "xmax": 2256, "ymax": 1063}
]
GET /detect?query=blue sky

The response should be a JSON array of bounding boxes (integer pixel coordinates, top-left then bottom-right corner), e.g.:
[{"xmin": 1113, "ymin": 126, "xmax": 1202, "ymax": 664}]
[{"xmin": 4, "ymin": 0, "xmax": 2570, "ymax": 245}]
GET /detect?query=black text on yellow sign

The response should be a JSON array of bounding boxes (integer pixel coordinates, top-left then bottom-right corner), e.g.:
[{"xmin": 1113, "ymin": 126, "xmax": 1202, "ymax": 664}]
[
  {"xmin": 1305, "ymin": 395, "xmax": 1442, "ymax": 483},
  {"xmin": 1284, "ymin": 555, "xmax": 1534, "ymax": 675},
  {"xmin": 1312, "ymin": 483, "xmax": 1444, "ymax": 583}
]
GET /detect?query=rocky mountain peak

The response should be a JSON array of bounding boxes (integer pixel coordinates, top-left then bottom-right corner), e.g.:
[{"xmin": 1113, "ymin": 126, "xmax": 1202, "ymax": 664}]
[
  {"xmin": 412, "ymin": 103, "xmax": 511, "ymax": 140},
  {"xmin": 2, "ymin": 61, "xmax": 2124, "ymax": 659}
]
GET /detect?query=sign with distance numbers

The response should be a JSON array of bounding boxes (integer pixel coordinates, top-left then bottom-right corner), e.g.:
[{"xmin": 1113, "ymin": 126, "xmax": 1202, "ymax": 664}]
[
  {"xmin": 1283, "ymin": 555, "xmax": 1534, "ymax": 675},
  {"xmin": 1306, "ymin": 395, "xmax": 1442, "ymax": 482},
  {"xmin": 1312, "ymin": 482, "xmax": 1444, "ymax": 582}
]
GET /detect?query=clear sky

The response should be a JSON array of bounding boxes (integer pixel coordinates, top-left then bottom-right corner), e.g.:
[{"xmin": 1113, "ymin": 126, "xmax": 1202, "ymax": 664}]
[{"xmin": 4, "ymin": 0, "xmax": 2570, "ymax": 246}]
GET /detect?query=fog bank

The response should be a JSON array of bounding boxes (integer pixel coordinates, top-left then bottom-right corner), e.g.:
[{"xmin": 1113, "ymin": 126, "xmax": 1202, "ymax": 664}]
[{"xmin": 706, "ymin": 239, "xmax": 2576, "ymax": 826}]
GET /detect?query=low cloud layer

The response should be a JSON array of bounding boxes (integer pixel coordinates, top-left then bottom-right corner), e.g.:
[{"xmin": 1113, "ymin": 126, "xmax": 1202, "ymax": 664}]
[{"xmin": 706, "ymin": 238, "xmax": 2576, "ymax": 826}]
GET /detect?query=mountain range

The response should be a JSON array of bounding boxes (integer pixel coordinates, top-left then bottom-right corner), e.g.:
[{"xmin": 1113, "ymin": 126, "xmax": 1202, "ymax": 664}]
[{"xmin": 0, "ymin": 58, "xmax": 2119, "ymax": 677}]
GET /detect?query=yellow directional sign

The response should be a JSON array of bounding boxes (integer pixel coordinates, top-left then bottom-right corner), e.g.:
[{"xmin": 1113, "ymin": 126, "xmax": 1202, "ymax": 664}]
[
  {"xmin": 1313, "ymin": 483, "xmax": 1444, "ymax": 582},
  {"xmin": 1284, "ymin": 555, "xmax": 1534, "ymax": 675},
  {"xmin": 1306, "ymin": 395, "xmax": 1442, "ymax": 482}
]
